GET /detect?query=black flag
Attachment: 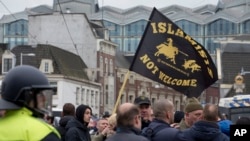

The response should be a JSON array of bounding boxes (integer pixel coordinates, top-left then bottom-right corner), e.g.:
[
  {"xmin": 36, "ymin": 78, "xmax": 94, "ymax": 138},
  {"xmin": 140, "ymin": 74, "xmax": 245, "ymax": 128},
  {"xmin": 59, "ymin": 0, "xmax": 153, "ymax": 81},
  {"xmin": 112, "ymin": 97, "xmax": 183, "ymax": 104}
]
[{"xmin": 129, "ymin": 8, "xmax": 218, "ymax": 98}]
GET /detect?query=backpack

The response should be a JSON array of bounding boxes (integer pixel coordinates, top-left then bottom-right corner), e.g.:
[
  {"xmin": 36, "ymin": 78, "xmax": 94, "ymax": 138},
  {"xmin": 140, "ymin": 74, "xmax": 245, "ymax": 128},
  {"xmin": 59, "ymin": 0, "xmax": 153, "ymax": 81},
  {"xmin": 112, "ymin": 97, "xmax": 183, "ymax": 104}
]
[{"xmin": 141, "ymin": 125, "xmax": 166, "ymax": 141}]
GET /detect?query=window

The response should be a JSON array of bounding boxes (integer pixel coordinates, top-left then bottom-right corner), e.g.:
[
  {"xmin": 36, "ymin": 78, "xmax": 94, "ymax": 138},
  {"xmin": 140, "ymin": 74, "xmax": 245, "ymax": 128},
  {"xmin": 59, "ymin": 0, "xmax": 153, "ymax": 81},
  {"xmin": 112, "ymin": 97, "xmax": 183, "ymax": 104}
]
[
  {"xmin": 105, "ymin": 92, "xmax": 109, "ymax": 104},
  {"xmin": 243, "ymin": 20, "xmax": 250, "ymax": 34},
  {"xmin": 100, "ymin": 56, "xmax": 103, "ymax": 76},
  {"xmin": 100, "ymin": 56, "xmax": 103, "ymax": 66},
  {"xmin": 86, "ymin": 89, "xmax": 89, "ymax": 105},
  {"xmin": 45, "ymin": 62, "xmax": 49, "ymax": 73},
  {"xmin": 121, "ymin": 94, "xmax": 124, "ymax": 103},
  {"xmin": 105, "ymin": 58, "xmax": 108, "ymax": 75},
  {"xmin": 209, "ymin": 96, "xmax": 213, "ymax": 103},
  {"xmin": 76, "ymin": 87, "xmax": 80, "ymax": 105},
  {"xmin": 141, "ymin": 24, "xmax": 145, "ymax": 32},
  {"xmin": 2, "ymin": 50, "xmax": 15, "ymax": 74},
  {"xmin": 128, "ymin": 43, "xmax": 131, "ymax": 51},
  {"xmin": 91, "ymin": 90, "xmax": 94, "ymax": 107},
  {"xmin": 214, "ymin": 97, "xmax": 218, "ymax": 104},
  {"xmin": 49, "ymin": 81, "xmax": 58, "ymax": 95},
  {"xmin": 142, "ymin": 91, "xmax": 145, "ymax": 96},
  {"xmin": 152, "ymin": 98, "xmax": 155, "ymax": 106},
  {"xmin": 109, "ymin": 59, "xmax": 113, "ymax": 76},
  {"xmin": 21, "ymin": 24, "xmax": 24, "ymax": 35},
  {"xmin": 129, "ymin": 95, "xmax": 133, "ymax": 103},
  {"xmin": 175, "ymin": 100, "xmax": 179, "ymax": 110},
  {"xmin": 103, "ymin": 20, "xmax": 121, "ymax": 36},
  {"xmin": 100, "ymin": 91, "xmax": 103, "ymax": 106},
  {"xmin": 3, "ymin": 58, "xmax": 12, "ymax": 73},
  {"xmin": 81, "ymin": 88, "xmax": 85, "ymax": 104},
  {"xmin": 175, "ymin": 20, "xmax": 201, "ymax": 36},
  {"xmin": 95, "ymin": 91, "xmax": 98, "ymax": 108},
  {"xmin": 4, "ymin": 20, "xmax": 28, "ymax": 49},
  {"xmin": 120, "ymin": 74, "xmax": 124, "ymax": 82},
  {"xmin": 39, "ymin": 59, "xmax": 53, "ymax": 74},
  {"xmin": 129, "ymin": 75, "xmax": 134, "ymax": 84}
]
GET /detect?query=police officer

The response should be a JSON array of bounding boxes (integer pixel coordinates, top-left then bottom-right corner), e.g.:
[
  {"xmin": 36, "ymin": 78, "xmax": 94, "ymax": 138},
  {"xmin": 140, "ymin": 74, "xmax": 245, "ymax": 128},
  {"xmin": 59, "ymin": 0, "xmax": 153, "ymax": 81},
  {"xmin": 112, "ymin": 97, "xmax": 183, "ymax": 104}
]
[{"xmin": 0, "ymin": 65, "xmax": 61, "ymax": 140}]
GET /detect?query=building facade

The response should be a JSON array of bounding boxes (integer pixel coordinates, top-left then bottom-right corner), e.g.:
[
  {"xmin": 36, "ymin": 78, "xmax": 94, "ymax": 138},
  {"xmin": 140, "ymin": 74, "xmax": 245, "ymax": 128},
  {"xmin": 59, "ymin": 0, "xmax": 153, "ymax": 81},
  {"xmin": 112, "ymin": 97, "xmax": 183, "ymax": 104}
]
[
  {"xmin": 0, "ymin": 44, "xmax": 102, "ymax": 116},
  {"xmin": 2, "ymin": 0, "xmax": 247, "ymax": 111},
  {"xmin": 90, "ymin": 0, "xmax": 250, "ymax": 56},
  {"xmin": 0, "ymin": 5, "xmax": 54, "ymax": 49},
  {"xmin": 28, "ymin": 13, "xmax": 98, "ymax": 69}
]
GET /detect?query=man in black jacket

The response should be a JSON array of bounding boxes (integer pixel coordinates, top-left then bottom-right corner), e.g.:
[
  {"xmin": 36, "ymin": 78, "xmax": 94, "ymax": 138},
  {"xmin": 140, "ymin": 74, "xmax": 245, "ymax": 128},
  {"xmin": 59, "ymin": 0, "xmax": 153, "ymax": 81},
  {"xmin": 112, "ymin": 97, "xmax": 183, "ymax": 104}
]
[
  {"xmin": 56, "ymin": 103, "xmax": 75, "ymax": 141},
  {"xmin": 134, "ymin": 96, "xmax": 152, "ymax": 130},
  {"xmin": 106, "ymin": 103, "xmax": 149, "ymax": 141},
  {"xmin": 141, "ymin": 99, "xmax": 179, "ymax": 141},
  {"xmin": 65, "ymin": 104, "xmax": 92, "ymax": 141}
]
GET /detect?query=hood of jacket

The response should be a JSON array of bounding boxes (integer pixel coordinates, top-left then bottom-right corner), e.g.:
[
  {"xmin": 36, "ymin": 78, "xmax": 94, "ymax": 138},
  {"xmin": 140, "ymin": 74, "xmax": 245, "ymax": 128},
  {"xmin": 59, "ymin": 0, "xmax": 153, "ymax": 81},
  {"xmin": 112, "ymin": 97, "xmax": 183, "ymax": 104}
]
[{"xmin": 76, "ymin": 104, "xmax": 91, "ymax": 126}]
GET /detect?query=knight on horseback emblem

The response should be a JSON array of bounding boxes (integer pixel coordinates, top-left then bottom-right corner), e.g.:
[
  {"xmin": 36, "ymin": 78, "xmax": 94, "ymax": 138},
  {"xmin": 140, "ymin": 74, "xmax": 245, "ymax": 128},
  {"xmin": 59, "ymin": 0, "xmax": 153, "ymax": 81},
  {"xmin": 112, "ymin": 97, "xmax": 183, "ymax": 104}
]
[{"xmin": 154, "ymin": 38, "xmax": 178, "ymax": 64}]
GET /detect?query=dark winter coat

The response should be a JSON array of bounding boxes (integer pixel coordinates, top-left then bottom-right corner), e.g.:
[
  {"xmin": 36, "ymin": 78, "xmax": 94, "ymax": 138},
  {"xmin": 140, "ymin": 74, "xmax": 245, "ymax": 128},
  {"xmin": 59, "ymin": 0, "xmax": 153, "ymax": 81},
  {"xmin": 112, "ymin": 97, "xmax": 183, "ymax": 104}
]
[
  {"xmin": 141, "ymin": 119, "xmax": 179, "ymax": 141},
  {"xmin": 141, "ymin": 119, "xmax": 151, "ymax": 130},
  {"xmin": 65, "ymin": 104, "xmax": 92, "ymax": 141},
  {"xmin": 176, "ymin": 120, "xmax": 229, "ymax": 141},
  {"xmin": 106, "ymin": 126, "xmax": 149, "ymax": 141},
  {"xmin": 65, "ymin": 118, "xmax": 91, "ymax": 141},
  {"xmin": 55, "ymin": 116, "xmax": 75, "ymax": 141}
]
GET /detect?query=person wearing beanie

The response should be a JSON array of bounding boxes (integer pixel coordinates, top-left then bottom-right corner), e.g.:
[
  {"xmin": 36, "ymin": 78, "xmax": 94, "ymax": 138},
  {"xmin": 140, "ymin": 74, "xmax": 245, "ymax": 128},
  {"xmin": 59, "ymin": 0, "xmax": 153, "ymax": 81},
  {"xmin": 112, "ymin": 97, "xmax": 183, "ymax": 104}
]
[
  {"xmin": 65, "ymin": 104, "xmax": 92, "ymax": 141},
  {"xmin": 176, "ymin": 104, "xmax": 229, "ymax": 141},
  {"xmin": 179, "ymin": 97, "xmax": 203, "ymax": 131}
]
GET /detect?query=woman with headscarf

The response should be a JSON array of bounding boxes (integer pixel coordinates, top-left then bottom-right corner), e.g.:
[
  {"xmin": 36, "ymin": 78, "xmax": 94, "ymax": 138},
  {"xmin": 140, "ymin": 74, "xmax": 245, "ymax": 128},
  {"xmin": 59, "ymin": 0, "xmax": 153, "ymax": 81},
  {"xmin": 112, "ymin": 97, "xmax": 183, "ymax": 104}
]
[{"xmin": 65, "ymin": 104, "xmax": 92, "ymax": 141}]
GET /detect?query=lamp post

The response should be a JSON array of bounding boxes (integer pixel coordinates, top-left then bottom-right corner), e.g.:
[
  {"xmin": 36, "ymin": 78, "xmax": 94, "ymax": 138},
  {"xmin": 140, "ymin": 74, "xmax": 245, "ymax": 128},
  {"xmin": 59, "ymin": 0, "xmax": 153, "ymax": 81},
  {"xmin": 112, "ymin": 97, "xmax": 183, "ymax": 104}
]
[{"xmin": 20, "ymin": 53, "xmax": 36, "ymax": 65}]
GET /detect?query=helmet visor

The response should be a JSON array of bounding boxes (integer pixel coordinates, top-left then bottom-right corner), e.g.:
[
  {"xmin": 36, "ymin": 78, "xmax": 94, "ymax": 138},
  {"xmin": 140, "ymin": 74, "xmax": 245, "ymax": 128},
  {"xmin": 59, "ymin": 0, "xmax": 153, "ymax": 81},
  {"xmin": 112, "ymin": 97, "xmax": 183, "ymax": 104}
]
[{"xmin": 36, "ymin": 89, "xmax": 54, "ymax": 115}]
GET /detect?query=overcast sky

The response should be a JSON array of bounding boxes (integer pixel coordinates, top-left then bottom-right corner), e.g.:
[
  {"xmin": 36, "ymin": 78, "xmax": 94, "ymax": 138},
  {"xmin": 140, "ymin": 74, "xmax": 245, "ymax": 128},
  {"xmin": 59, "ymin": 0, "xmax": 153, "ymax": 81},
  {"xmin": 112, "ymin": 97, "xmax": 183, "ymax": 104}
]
[{"xmin": 0, "ymin": 0, "xmax": 219, "ymax": 17}]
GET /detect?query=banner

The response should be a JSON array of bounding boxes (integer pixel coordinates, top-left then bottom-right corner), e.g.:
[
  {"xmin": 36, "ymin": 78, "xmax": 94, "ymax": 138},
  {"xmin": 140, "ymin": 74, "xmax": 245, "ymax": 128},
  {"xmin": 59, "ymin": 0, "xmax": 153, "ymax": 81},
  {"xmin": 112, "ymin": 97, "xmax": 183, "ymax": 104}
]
[{"xmin": 129, "ymin": 8, "xmax": 218, "ymax": 98}]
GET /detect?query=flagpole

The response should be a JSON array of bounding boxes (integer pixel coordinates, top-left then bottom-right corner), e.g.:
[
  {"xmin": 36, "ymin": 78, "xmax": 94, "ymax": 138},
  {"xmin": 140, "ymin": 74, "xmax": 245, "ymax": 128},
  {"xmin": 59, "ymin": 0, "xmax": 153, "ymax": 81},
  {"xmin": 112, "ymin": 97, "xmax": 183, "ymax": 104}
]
[{"xmin": 112, "ymin": 70, "xmax": 130, "ymax": 114}]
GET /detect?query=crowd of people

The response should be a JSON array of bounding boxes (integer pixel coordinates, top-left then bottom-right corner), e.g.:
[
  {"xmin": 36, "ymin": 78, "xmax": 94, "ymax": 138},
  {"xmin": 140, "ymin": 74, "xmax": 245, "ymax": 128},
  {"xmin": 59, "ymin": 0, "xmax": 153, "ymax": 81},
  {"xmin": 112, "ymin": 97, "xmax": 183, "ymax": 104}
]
[{"xmin": 0, "ymin": 65, "xmax": 250, "ymax": 141}]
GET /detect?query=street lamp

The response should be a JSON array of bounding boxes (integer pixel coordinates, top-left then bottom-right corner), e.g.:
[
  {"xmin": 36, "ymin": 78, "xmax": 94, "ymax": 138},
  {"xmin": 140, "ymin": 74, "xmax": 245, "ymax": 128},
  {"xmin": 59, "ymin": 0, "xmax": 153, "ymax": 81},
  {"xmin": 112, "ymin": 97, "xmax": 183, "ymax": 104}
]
[{"xmin": 20, "ymin": 53, "xmax": 36, "ymax": 65}]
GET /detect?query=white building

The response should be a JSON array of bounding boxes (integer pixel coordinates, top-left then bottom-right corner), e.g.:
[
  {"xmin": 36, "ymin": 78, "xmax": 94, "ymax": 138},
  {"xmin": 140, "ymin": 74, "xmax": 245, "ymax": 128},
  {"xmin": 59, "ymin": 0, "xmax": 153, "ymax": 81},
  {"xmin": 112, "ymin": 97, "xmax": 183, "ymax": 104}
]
[
  {"xmin": 49, "ymin": 75, "xmax": 101, "ymax": 116},
  {"xmin": 1, "ymin": 44, "xmax": 103, "ymax": 116},
  {"xmin": 28, "ymin": 13, "xmax": 97, "ymax": 69},
  {"xmin": 27, "ymin": 9, "xmax": 117, "ymax": 115}
]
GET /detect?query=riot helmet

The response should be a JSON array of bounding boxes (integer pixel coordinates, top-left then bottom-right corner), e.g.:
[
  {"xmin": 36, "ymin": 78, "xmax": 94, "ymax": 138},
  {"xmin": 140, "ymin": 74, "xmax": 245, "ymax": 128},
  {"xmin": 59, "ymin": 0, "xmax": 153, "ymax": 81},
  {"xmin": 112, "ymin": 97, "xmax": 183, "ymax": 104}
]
[{"xmin": 0, "ymin": 65, "xmax": 55, "ymax": 117}]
